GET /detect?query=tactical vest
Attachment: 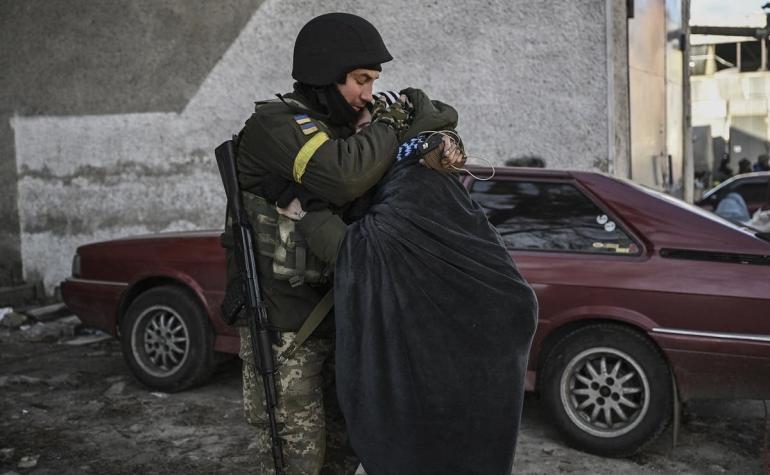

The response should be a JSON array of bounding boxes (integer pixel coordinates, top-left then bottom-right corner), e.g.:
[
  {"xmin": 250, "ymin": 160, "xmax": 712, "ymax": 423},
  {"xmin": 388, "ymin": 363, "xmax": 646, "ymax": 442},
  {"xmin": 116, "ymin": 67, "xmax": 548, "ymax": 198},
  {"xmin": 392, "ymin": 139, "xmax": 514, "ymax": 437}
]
[{"xmin": 241, "ymin": 191, "xmax": 330, "ymax": 287}]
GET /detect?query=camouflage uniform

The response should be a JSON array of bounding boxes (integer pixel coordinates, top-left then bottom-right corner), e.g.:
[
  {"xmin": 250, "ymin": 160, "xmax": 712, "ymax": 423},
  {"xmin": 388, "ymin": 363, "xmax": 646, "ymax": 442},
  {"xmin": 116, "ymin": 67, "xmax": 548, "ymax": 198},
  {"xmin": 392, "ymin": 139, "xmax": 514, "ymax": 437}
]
[
  {"xmin": 239, "ymin": 329, "xmax": 357, "ymax": 474},
  {"xmin": 231, "ymin": 87, "xmax": 449, "ymax": 474}
]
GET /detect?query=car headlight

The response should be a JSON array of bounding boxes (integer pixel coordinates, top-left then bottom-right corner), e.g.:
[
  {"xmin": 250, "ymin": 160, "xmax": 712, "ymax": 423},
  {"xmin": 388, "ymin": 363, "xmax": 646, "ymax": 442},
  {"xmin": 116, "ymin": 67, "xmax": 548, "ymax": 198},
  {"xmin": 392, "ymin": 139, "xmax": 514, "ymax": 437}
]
[{"xmin": 72, "ymin": 253, "xmax": 81, "ymax": 277}]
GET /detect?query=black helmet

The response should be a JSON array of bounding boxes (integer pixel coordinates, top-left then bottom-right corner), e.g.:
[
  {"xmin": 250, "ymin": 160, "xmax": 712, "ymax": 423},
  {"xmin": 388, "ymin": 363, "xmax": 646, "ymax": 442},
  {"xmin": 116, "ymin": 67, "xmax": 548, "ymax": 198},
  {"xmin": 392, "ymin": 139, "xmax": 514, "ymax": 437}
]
[{"xmin": 292, "ymin": 13, "xmax": 393, "ymax": 86}]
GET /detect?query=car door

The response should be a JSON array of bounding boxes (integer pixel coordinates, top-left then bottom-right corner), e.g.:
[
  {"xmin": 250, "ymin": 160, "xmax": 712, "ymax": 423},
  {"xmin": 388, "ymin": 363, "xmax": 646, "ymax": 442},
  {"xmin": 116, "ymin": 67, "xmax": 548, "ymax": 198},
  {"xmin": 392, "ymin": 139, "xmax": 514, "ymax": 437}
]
[{"xmin": 465, "ymin": 175, "xmax": 649, "ymax": 360}]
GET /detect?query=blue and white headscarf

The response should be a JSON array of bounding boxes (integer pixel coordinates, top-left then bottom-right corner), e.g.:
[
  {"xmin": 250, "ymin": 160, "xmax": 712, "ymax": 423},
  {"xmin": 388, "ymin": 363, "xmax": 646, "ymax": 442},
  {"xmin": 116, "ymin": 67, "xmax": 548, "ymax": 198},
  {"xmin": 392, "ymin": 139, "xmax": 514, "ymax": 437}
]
[{"xmin": 396, "ymin": 136, "xmax": 425, "ymax": 162}]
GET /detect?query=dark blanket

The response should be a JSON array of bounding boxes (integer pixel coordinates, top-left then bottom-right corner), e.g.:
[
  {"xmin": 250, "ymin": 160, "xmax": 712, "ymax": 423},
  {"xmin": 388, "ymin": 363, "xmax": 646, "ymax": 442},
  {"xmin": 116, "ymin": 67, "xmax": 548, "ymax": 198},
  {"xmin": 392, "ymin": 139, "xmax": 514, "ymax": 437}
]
[{"xmin": 334, "ymin": 159, "xmax": 538, "ymax": 475}]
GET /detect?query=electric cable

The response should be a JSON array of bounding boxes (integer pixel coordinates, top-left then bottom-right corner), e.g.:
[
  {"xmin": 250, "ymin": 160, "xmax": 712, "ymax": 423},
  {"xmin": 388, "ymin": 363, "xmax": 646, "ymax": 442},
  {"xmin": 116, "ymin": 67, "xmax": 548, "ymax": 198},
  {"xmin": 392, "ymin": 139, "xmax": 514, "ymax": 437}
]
[{"xmin": 419, "ymin": 130, "xmax": 496, "ymax": 181}]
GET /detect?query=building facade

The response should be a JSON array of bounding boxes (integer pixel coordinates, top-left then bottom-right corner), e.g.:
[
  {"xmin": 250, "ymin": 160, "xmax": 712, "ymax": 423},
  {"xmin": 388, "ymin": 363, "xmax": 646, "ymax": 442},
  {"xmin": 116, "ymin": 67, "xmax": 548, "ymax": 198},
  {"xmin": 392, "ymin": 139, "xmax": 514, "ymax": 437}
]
[{"xmin": 2, "ymin": 0, "xmax": 693, "ymax": 294}]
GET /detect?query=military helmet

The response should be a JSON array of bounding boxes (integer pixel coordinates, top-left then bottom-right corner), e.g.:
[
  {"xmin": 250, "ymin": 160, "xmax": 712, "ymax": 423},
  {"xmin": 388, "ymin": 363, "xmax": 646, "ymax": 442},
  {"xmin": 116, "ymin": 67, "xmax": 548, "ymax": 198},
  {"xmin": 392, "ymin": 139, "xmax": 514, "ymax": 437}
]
[{"xmin": 292, "ymin": 13, "xmax": 393, "ymax": 86}]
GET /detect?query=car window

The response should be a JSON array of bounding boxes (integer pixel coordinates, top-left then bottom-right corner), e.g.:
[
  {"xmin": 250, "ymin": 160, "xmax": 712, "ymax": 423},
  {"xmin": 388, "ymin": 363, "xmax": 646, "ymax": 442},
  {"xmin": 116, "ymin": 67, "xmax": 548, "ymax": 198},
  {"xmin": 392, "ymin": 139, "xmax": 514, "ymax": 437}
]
[
  {"xmin": 732, "ymin": 182, "xmax": 770, "ymax": 204},
  {"xmin": 469, "ymin": 179, "xmax": 640, "ymax": 255}
]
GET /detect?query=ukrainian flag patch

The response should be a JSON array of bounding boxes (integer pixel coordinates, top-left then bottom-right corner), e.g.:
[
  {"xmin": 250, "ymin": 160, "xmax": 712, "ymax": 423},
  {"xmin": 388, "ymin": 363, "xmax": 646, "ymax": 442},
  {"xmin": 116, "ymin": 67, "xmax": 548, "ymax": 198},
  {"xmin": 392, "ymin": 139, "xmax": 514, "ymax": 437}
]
[{"xmin": 294, "ymin": 114, "xmax": 318, "ymax": 135}]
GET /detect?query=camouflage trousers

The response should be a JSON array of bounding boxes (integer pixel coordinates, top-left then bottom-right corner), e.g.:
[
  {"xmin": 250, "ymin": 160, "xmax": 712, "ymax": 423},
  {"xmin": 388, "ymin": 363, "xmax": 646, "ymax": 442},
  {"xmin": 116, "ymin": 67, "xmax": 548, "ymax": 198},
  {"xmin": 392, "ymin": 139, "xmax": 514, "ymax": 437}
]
[{"xmin": 239, "ymin": 328, "xmax": 359, "ymax": 475}]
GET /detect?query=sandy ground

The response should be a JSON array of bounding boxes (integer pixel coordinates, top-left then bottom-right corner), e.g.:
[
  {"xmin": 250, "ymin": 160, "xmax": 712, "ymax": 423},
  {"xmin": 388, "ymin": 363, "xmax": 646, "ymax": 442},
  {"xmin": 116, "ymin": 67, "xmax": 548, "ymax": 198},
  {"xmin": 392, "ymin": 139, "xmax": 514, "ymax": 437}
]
[{"xmin": 1, "ymin": 316, "xmax": 768, "ymax": 475}]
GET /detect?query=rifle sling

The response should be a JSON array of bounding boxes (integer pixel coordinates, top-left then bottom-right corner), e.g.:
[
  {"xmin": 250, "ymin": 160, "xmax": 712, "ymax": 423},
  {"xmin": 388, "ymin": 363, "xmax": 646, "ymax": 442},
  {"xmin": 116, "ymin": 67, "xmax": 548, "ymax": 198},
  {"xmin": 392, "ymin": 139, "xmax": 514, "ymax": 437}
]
[{"xmin": 279, "ymin": 289, "xmax": 333, "ymax": 361}]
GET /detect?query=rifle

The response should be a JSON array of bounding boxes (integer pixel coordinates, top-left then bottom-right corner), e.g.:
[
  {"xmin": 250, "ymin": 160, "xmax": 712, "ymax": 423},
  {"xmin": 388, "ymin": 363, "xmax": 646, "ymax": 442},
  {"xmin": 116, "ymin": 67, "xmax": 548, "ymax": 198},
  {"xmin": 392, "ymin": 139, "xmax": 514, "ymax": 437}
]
[{"xmin": 215, "ymin": 138, "xmax": 285, "ymax": 474}]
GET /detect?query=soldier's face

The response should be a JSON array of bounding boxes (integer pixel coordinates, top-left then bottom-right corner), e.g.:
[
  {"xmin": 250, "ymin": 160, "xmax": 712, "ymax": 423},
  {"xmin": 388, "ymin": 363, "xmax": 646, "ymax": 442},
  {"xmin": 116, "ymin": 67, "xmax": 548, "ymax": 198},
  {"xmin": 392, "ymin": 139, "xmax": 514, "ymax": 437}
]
[{"xmin": 338, "ymin": 69, "xmax": 380, "ymax": 112}]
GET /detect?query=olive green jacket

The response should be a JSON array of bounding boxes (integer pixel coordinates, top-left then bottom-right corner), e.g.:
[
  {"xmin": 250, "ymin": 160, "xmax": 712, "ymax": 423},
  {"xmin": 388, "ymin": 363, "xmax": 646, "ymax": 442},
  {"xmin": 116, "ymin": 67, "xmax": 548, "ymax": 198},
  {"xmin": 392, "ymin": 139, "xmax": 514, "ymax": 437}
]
[
  {"xmin": 296, "ymin": 92, "xmax": 462, "ymax": 267},
  {"xmin": 231, "ymin": 88, "xmax": 456, "ymax": 330}
]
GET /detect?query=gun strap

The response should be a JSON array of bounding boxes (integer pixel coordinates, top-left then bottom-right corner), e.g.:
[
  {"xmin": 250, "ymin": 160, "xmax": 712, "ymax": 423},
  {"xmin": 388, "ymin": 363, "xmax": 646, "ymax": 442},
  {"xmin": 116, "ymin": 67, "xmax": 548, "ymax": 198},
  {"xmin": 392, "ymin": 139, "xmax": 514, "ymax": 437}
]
[{"xmin": 279, "ymin": 289, "xmax": 333, "ymax": 361}]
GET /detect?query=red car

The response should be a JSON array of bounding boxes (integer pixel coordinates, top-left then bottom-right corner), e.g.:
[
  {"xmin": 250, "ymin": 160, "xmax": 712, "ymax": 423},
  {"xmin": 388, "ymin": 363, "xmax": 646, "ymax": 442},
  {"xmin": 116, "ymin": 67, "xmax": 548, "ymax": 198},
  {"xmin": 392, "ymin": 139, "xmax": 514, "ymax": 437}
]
[{"xmin": 62, "ymin": 167, "xmax": 770, "ymax": 457}]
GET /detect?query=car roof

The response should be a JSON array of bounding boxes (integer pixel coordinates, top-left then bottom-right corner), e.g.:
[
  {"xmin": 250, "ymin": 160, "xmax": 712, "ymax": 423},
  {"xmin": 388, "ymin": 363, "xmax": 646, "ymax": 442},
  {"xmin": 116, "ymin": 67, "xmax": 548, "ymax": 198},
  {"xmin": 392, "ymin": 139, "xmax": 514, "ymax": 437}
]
[{"xmin": 702, "ymin": 171, "xmax": 770, "ymax": 199}]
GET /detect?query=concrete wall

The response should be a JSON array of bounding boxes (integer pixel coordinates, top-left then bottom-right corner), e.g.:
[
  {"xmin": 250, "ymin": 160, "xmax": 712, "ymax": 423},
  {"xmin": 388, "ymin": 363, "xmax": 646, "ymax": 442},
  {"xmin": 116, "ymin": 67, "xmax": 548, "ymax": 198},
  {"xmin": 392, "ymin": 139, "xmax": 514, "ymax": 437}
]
[
  {"xmin": 629, "ymin": 0, "xmax": 668, "ymax": 187},
  {"xmin": 3, "ymin": 0, "xmax": 629, "ymax": 293},
  {"xmin": 0, "ymin": 0, "xmax": 263, "ymax": 287},
  {"xmin": 628, "ymin": 0, "xmax": 686, "ymax": 191}
]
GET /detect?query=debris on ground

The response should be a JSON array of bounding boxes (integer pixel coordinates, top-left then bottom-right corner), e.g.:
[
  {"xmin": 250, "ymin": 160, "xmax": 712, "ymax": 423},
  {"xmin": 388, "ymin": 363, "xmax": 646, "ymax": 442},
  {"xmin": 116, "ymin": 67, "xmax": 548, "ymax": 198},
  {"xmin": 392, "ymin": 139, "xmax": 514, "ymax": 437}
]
[
  {"xmin": 20, "ymin": 316, "xmax": 80, "ymax": 342},
  {"xmin": 104, "ymin": 382, "xmax": 126, "ymax": 398},
  {"xmin": 0, "ymin": 320, "xmax": 766, "ymax": 474},
  {"xmin": 0, "ymin": 309, "xmax": 26, "ymax": 329},
  {"xmin": 64, "ymin": 333, "xmax": 112, "ymax": 346},
  {"xmin": 16, "ymin": 455, "xmax": 38, "ymax": 469},
  {"xmin": 21, "ymin": 303, "xmax": 70, "ymax": 322},
  {"xmin": 0, "ymin": 375, "xmax": 44, "ymax": 387},
  {"xmin": 0, "ymin": 448, "xmax": 14, "ymax": 462}
]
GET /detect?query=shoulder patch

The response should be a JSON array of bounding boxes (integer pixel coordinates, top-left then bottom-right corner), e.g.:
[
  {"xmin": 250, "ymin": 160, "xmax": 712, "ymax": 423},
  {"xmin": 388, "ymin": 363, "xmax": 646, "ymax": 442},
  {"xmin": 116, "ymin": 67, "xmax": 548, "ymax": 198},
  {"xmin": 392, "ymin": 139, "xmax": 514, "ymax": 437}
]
[{"xmin": 294, "ymin": 114, "xmax": 319, "ymax": 135}]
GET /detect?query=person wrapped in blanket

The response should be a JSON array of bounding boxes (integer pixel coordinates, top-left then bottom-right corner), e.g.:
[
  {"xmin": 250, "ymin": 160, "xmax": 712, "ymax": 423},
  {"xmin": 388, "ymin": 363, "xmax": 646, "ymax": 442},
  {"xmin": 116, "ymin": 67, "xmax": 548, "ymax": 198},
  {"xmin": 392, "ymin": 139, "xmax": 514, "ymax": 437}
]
[{"xmin": 265, "ymin": 92, "xmax": 538, "ymax": 475}]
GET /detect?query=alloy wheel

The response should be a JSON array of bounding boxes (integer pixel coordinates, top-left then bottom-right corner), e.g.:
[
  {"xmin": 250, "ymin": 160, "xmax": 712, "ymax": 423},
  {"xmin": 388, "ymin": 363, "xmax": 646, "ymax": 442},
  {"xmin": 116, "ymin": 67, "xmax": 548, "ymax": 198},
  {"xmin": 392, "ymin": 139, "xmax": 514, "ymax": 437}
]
[
  {"xmin": 131, "ymin": 305, "xmax": 190, "ymax": 378},
  {"xmin": 559, "ymin": 347, "xmax": 650, "ymax": 438}
]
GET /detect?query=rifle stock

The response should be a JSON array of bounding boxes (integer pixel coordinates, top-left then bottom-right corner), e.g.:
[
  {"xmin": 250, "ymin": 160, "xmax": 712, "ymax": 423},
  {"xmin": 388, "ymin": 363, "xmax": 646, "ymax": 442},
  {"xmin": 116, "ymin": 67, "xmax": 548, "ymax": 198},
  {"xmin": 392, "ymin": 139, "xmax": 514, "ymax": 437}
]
[{"xmin": 215, "ymin": 139, "xmax": 285, "ymax": 474}]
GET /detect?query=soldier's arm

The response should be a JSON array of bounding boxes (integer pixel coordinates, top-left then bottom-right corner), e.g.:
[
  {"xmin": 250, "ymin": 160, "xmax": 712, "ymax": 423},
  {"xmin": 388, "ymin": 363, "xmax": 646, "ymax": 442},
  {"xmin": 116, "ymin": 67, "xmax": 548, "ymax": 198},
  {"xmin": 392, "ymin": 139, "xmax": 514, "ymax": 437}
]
[
  {"xmin": 238, "ymin": 89, "xmax": 459, "ymax": 207},
  {"xmin": 239, "ymin": 110, "xmax": 399, "ymax": 207},
  {"xmin": 294, "ymin": 209, "xmax": 347, "ymax": 265}
]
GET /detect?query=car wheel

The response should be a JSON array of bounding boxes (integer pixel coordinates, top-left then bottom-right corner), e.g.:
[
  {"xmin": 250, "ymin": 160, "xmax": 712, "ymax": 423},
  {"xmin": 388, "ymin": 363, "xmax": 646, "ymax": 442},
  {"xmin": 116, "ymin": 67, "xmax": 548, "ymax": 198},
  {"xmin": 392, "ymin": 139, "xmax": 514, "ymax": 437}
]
[
  {"xmin": 120, "ymin": 285, "xmax": 216, "ymax": 392},
  {"xmin": 541, "ymin": 324, "xmax": 672, "ymax": 457}
]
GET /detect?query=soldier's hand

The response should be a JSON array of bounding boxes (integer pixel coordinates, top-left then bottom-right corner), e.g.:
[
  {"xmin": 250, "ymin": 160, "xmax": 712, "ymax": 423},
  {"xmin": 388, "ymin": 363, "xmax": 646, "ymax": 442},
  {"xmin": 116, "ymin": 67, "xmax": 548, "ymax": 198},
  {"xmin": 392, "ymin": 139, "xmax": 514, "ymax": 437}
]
[
  {"xmin": 371, "ymin": 99, "xmax": 412, "ymax": 138},
  {"xmin": 277, "ymin": 198, "xmax": 307, "ymax": 221}
]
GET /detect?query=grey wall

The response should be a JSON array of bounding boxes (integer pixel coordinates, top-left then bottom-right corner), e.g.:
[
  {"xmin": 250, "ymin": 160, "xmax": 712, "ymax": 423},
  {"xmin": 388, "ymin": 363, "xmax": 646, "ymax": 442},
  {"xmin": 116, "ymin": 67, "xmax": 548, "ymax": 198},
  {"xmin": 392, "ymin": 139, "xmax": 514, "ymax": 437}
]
[
  {"xmin": 0, "ymin": 0, "xmax": 263, "ymax": 287},
  {"xmin": 3, "ymin": 0, "xmax": 629, "ymax": 293}
]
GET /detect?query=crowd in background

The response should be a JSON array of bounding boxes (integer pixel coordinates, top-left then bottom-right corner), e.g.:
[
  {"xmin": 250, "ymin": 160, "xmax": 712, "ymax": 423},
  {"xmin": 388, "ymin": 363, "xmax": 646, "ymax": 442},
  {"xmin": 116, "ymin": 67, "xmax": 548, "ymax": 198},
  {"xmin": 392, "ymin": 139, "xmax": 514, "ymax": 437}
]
[{"xmin": 716, "ymin": 153, "xmax": 770, "ymax": 184}]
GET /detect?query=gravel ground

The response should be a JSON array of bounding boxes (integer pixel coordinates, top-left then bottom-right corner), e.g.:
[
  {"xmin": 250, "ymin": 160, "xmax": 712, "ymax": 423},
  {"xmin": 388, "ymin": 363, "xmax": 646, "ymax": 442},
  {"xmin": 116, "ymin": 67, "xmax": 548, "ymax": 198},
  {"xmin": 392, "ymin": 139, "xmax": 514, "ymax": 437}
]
[{"xmin": 0, "ymin": 317, "xmax": 768, "ymax": 474}]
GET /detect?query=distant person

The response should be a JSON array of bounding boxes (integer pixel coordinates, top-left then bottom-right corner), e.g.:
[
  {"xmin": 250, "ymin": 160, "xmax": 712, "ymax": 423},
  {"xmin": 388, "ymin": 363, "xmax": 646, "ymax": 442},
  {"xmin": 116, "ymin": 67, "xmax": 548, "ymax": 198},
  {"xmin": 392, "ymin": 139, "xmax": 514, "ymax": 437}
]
[
  {"xmin": 715, "ymin": 155, "xmax": 733, "ymax": 182},
  {"xmin": 715, "ymin": 192, "xmax": 751, "ymax": 223},
  {"xmin": 753, "ymin": 154, "xmax": 770, "ymax": 172},
  {"xmin": 504, "ymin": 156, "xmax": 546, "ymax": 168},
  {"xmin": 738, "ymin": 158, "xmax": 753, "ymax": 174}
]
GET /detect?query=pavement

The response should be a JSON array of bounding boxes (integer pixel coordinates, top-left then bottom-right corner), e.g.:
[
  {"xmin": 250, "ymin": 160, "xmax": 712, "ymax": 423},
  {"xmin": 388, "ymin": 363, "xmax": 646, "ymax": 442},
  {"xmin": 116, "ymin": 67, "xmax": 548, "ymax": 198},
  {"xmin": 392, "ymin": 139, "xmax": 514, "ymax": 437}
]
[{"xmin": 0, "ymin": 307, "xmax": 768, "ymax": 474}]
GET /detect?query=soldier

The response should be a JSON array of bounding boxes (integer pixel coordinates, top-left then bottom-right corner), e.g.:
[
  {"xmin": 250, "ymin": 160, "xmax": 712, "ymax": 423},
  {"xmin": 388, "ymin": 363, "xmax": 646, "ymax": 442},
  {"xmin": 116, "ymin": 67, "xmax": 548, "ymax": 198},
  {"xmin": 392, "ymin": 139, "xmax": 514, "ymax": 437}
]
[{"xmin": 226, "ymin": 12, "xmax": 464, "ymax": 474}]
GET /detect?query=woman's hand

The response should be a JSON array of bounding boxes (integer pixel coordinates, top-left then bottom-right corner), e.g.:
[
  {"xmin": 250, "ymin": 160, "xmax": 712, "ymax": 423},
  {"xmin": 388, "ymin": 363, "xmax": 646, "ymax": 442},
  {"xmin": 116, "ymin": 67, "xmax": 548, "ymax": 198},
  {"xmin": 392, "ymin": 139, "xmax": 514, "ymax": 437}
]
[
  {"xmin": 419, "ymin": 135, "xmax": 467, "ymax": 171},
  {"xmin": 277, "ymin": 198, "xmax": 307, "ymax": 221}
]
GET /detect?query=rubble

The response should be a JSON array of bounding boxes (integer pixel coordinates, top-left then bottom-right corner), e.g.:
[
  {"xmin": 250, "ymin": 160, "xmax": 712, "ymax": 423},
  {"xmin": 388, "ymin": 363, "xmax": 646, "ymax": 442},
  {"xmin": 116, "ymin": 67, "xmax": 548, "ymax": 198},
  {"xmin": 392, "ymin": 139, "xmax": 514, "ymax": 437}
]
[
  {"xmin": 0, "ymin": 448, "xmax": 14, "ymax": 462},
  {"xmin": 64, "ymin": 333, "xmax": 112, "ymax": 346},
  {"xmin": 0, "ymin": 375, "xmax": 43, "ymax": 387},
  {"xmin": 104, "ymin": 382, "xmax": 126, "ymax": 398},
  {"xmin": 22, "ymin": 303, "xmax": 70, "ymax": 322},
  {"xmin": 16, "ymin": 455, "xmax": 38, "ymax": 469},
  {"xmin": 47, "ymin": 373, "xmax": 80, "ymax": 387},
  {"xmin": 0, "ymin": 312, "xmax": 27, "ymax": 330},
  {"xmin": 1, "ymin": 320, "xmax": 765, "ymax": 474},
  {"xmin": 21, "ymin": 316, "xmax": 80, "ymax": 342},
  {"xmin": 0, "ymin": 309, "xmax": 26, "ymax": 329}
]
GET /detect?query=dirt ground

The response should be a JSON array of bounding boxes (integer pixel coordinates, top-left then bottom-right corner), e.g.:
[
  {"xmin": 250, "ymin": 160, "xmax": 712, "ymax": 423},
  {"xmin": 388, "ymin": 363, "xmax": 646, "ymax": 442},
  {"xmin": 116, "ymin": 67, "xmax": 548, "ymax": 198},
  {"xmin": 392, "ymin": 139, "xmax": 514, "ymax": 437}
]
[{"xmin": 1, "ymin": 314, "xmax": 768, "ymax": 475}]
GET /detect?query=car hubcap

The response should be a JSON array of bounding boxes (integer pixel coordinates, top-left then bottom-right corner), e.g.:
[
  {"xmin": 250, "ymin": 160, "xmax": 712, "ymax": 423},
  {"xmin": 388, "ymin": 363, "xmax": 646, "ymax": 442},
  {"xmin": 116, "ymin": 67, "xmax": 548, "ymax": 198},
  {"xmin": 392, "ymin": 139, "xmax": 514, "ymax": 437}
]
[
  {"xmin": 560, "ymin": 347, "xmax": 650, "ymax": 438},
  {"xmin": 131, "ymin": 305, "xmax": 190, "ymax": 378}
]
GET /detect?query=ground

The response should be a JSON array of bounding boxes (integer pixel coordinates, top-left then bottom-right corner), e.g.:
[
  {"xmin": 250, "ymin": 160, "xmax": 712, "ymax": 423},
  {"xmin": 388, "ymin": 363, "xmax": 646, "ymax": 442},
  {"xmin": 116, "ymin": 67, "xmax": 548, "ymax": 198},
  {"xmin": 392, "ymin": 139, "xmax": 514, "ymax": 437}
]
[{"xmin": 0, "ymin": 318, "xmax": 767, "ymax": 475}]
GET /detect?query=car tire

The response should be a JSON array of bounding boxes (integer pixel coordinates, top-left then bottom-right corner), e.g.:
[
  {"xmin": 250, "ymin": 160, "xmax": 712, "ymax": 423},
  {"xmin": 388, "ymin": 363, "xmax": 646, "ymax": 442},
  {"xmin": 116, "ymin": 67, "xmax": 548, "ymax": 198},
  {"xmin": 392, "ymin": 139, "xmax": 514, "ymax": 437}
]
[
  {"xmin": 120, "ymin": 285, "xmax": 217, "ymax": 392},
  {"xmin": 540, "ymin": 324, "xmax": 672, "ymax": 457}
]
